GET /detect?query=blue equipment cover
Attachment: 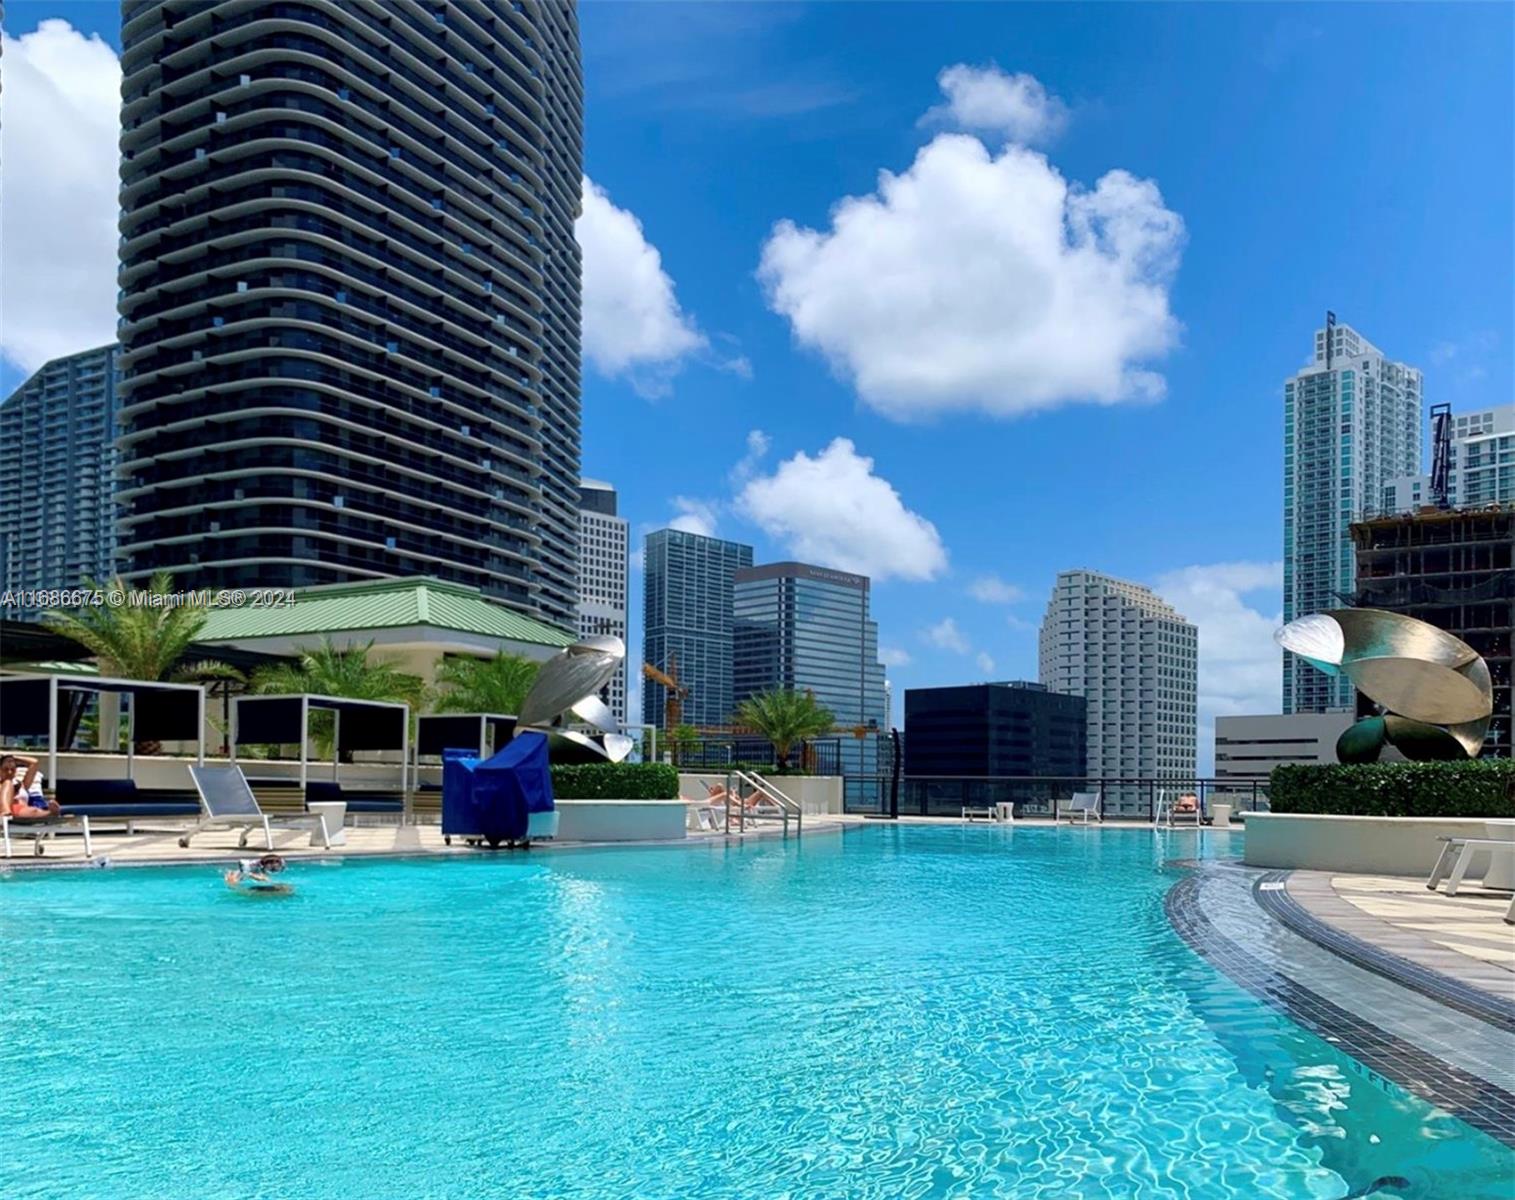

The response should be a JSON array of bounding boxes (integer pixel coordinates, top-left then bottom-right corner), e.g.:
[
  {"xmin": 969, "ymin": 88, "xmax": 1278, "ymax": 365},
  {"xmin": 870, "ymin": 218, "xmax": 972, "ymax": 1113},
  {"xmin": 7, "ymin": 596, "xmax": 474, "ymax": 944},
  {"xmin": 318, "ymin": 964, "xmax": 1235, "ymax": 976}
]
[
  {"xmin": 441, "ymin": 749, "xmax": 482, "ymax": 839},
  {"xmin": 443, "ymin": 733, "xmax": 553, "ymax": 845}
]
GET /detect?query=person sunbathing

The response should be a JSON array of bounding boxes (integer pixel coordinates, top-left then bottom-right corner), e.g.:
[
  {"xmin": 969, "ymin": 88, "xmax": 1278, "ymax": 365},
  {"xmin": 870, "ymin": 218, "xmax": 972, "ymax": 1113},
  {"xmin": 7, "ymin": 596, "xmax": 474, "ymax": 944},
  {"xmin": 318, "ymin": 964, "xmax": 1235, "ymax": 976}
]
[
  {"xmin": 1174, "ymin": 794, "xmax": 1199, "ymax": 814},
  {"xmin": 2, "ymin": 754, "xmax": 58, "ymax": 819}
]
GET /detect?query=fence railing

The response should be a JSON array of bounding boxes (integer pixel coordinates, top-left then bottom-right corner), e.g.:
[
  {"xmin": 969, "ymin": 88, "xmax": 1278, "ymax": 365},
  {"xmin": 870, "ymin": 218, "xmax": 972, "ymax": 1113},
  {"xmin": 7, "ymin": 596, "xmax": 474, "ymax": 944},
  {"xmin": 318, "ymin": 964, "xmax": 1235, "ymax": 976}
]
[
  {"xmin": 842, "ymin": 774, "xmax": 1271, "ymax": 821},
  {"xmin": 660, "ymin": 737, "xmax": 847, "ymax": 775}
]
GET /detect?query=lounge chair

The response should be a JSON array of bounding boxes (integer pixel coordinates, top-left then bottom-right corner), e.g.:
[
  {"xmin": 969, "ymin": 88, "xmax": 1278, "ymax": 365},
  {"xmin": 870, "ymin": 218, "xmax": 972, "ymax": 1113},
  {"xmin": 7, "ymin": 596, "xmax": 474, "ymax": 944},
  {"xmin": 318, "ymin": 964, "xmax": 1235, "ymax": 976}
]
[
  {"xmin": 1061, "ymin": 792, "xmax": 1102, "ymax": 824},
  {"xmin": 181, "ymin": 765, "xmax": 335, "ymax": 849},
  {"xmin": 1427, "ymin": 835, "xmax": 1515, "ymax": 924},
  {"xmin": 2, "ymin": 811, "xmax": 93, "ymax": 858},
  {"xmin": 961, "ymin": 804, "xmax": 995, "ymax": 822},
  {"xmin": 1158, "ymin": 792, "xmax": 1203, "ymax": 826}
]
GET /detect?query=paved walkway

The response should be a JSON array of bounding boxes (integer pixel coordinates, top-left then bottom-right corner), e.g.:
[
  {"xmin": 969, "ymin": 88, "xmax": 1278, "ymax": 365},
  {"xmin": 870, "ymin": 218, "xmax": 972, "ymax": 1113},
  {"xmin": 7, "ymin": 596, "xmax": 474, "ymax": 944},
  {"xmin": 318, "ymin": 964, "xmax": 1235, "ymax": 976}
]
[{"xmin": 1284, "ymin": 869, "xmax": 1514, "ymax": 999}]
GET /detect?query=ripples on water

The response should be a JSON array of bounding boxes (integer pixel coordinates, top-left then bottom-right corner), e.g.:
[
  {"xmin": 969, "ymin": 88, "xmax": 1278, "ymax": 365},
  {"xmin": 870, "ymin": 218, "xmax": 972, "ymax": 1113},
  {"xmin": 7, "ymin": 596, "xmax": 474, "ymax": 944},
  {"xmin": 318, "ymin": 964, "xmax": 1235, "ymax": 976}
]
[{"xmin": 1, "ymin": 826, "xmax": 1509, "ymax": 1199}]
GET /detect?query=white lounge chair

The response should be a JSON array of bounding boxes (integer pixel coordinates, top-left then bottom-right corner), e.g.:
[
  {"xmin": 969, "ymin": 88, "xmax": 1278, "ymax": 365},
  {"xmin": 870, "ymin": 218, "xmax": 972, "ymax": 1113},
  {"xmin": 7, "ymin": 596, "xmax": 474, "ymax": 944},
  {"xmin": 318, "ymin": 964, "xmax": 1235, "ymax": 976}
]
[
  {"xmin": 1426, "ymin": 835, "xmax": 1515, "ymax": 924},
  {"xmin": 181, "ymin": 765, "xmax": 334, "ymax": 849},
  {"xmin": 1061, "ymin": 792, "xmax": 1102, "ymax": 824},
  {"xmin": 961, "ymin": 804, "xmax": 995, "ymax": 822},
  {"xmin": 2, "ymin": 812, "xmax": 92, "ymax": 858}
]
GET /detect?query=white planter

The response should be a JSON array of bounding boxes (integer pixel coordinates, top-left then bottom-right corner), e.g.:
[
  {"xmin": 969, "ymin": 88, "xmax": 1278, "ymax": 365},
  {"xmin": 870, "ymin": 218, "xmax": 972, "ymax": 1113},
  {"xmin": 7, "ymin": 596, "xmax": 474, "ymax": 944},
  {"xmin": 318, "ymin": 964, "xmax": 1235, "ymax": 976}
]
[
  {"xmin": 1483, "ymin": 820, "xmax": 1515, "ymax": 890},
  {"xmin": 553, "ymin": 799, "xmax": 687, "ymax": 843},
  {"xmin": 1244, "ymin": 813, "xmax": 1499, "ymax": 876}
]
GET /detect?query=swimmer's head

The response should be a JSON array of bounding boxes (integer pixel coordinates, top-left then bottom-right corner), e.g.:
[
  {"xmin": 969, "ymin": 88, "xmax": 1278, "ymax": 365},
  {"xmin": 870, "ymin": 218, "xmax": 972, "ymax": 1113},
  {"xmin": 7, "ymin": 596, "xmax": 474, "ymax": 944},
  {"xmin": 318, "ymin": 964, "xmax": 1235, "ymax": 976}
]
[{"xmin": 256, "ymin": 854, "xmax": 287, "ymax": 873}]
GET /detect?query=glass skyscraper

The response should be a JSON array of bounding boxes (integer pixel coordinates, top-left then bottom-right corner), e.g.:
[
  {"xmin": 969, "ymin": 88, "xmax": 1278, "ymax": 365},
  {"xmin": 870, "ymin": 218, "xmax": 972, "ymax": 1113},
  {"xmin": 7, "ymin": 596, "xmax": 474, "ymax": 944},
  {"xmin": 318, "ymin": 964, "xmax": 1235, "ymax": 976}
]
[
  {"xmin": 116, "ymin": 0, "xmax": 583, "ymax": 628},
  {"xmin": 0, "ymin": 345, "xmax": 120, "ymax": 618},
  {"xmin": 1283, "ymin": 318, "xmax": 1421, "ymax": 712},
  {"xmin": 642, "ymin": 529, "xmax": 754, "ymax": 729},
  {"xmin": 733, "ymin": 561, "xmax": 888, "ymax": 783}
]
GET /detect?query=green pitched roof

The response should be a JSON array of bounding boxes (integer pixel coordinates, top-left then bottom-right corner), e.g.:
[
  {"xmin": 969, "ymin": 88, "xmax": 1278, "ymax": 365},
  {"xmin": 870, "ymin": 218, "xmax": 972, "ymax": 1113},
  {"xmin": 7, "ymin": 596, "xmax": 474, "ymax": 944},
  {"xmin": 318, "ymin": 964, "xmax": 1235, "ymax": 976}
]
[{"xmin": 197, "ymin": 578, "xmax": 574, "ymax": 648}]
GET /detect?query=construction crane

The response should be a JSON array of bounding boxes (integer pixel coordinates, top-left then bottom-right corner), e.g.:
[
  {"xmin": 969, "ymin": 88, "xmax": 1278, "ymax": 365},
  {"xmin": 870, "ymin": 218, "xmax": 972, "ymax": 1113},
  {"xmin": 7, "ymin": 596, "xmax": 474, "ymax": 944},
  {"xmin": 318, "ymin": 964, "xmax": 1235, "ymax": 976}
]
[
  {"xmin": 1429, "ymin": 402, "xmax": 1453, "ymax": 510},
  {"xmin": 641, "ymin": 654, "xmax": 689, "ymax": 729}
]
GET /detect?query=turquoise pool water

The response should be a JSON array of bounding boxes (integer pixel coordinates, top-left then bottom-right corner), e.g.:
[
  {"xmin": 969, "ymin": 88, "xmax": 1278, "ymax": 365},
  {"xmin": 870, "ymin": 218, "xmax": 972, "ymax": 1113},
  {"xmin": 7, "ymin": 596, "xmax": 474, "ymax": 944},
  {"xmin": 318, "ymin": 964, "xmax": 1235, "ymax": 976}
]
[{"xmin": 1, "ymin": 826, "xmax": 1509, "ymax": 1199}]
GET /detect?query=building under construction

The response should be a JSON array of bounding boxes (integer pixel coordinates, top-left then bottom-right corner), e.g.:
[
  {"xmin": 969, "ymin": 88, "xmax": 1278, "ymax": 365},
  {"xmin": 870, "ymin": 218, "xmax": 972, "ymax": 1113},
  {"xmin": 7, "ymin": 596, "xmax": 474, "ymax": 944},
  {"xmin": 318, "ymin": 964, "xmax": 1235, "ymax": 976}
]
[{"xmin": 1351, "ymin": 504, "xmax": 1515, "ymax": 756}]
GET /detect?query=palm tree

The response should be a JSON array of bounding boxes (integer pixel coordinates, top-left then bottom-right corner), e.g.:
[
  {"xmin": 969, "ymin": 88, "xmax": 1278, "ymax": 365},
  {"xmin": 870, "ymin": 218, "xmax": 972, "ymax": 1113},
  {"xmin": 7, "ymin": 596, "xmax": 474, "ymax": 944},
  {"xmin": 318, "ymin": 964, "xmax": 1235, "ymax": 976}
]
[
  {"xmin": 250, "ymin": 638, "xmax": 425, "ymax": 761},
  {"xmin": 735, "ymin": 689, "xmax": 836, "ymax": 771},
  {"xmin": 251, "ymin": 638, "xmax": 424, "ymax": 705},
  {"xmin": 44, "ymin": 572, "xmax": 217, "ymax": 680},
  {"xmin": 43, "ymin": 573, "xmax": 243, "ymax": 752},
  {"xmin": 433, "ymin": 651, "xmax": 539, "ymax": 715}
]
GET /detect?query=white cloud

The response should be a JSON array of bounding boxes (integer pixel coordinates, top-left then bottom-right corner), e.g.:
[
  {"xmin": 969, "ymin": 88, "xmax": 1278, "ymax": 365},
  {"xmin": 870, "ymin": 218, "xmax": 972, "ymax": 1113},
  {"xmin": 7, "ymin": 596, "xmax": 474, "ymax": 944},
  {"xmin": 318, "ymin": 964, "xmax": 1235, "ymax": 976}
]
[
  {"xmin": 969, "ymin": 575, "xmax": 1023, "ymax": 604},
  {"xmin": 922, "ymin": 64, "xmax": 1067, "ymax": 145},
  {"xmin": 667, "ymin": 496, "xmax": 718, "ymax": 537},
  {"xmin": 879, "ymin": 646, "xmax": 912, "ymax": 668},
  {"xmin": 1153, "ymin": 561, "xmax": 1283, "ymax": 770},
  {"xmin": 924, "ymin": 618, "xmax": 970, "ymax": 655},
  {"xmin": 758, "ymin": 133, "xmax": 1184, "ymax": 422},
  {"xmin": 975, "ymin": 651, "xmax": 997, "ymax": 675},
  {"xmin": 577, "ymin": 177, "xmax": 706, "ymax": 395},
  {"xmin": 736, "ymin": 437, "xmax": 947, "ymax": 581},
  {"xmin": 0, "ymin": 20, "xmax": 122, "ymax": 375}
]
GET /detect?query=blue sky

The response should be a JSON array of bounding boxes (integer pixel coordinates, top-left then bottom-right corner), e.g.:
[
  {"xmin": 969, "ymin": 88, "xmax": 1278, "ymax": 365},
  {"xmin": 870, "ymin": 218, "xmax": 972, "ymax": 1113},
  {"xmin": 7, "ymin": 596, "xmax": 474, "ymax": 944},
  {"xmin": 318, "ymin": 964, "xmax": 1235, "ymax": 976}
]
[{"xmin": 2, "ymin": 2, "xmax": 1511, "ymax": 759}]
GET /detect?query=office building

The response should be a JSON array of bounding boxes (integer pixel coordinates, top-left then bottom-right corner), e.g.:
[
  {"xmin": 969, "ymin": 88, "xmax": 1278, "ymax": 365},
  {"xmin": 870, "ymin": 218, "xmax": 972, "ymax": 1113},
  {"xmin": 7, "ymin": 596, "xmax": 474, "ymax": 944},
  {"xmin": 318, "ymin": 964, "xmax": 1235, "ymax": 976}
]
[
  {"xmin": 1039, "ymin": 570, "xmax": 1197, "ymax": 813},
  {"xmin": 733, "ymin": 561, "xmax": 888, "ymax": 775},
  {"xmin": 905, "ymin": 682, "xmax": 1086, "ymax": 776},
  {"xmin": 0, "ymin": 345, "xmax": 120, "ymax": 618},
  {"xmin": 1213, "ymin": 713, "xmax": 1353, "ymax": 799},
  {"xmin": 642, "ymin": 529, "xmax": 753, "ymax": 728},
  {"xmin": 576, "ymin": 479, "xmax": 629, "ymax": 724},
  {"xmin": 115, "ymin": 0, "xmax": 584, "ymax": 628},
  {"xmin": 1351, "ymin": 506, "xmax": 1514, "ymax": 757},
  {"xmin": 1384, "ymin": 405, "xmax": 1515, "ymax": 513},
  {"xmin": 1284, "ymin": 316, "xmax": 1422, "ymax": 712}
]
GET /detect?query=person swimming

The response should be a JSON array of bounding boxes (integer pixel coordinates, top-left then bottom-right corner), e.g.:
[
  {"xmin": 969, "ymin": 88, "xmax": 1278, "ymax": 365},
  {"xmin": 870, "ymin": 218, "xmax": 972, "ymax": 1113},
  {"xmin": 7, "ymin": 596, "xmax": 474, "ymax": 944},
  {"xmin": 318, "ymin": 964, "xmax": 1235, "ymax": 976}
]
[{"xmin": 223, "ymin": 853, "xmax": 293, "ymax": 895}]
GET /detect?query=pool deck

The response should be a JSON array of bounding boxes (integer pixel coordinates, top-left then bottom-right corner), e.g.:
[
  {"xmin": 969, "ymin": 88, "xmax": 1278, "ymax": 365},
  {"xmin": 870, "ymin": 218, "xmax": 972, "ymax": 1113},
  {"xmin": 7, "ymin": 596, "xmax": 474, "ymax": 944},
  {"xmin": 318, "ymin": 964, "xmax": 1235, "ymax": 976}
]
[{"xmin": 0, "ymin": 815, "xmax": 851, "ymax": 869}]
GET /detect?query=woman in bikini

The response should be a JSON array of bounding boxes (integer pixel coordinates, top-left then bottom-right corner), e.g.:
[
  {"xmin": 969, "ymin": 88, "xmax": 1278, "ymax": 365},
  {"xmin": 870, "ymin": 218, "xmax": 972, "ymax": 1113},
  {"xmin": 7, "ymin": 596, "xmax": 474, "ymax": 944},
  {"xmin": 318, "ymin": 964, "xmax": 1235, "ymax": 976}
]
[{"xmin": 2, "ymin": 754, "xmax": 59, "ymax": 819}]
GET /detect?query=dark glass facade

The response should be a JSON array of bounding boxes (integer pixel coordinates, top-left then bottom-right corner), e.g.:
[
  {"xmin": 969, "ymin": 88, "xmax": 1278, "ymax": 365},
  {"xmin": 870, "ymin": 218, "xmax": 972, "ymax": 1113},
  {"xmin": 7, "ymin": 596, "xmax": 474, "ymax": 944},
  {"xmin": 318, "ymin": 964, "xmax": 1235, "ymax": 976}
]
[
  {"xmin": 733, "ymin": 563, "xmax": 887, "ymax": 730},
  {"xmin": 0, "ymin": 345, "xmax": 121, "ymax": 618},
  {"xmin": 904, "ymin": 682, "xmax": 1087, "ymax": 779},
  {"xmin": 642, "ymin": 529, "xmax": 753, "ymax": 728},
  {"xmin": 116, "ymin": 0, "xmax": 583, "ymax": 627}
]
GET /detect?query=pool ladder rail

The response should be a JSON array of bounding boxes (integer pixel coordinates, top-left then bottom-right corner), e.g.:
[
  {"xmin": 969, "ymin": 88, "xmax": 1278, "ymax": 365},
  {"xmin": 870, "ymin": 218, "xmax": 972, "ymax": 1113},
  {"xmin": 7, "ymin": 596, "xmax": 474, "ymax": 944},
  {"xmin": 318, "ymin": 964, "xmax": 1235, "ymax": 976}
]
[{"xmin": 722, "ymin": 771, "xmax": 802, "ymax": 838}]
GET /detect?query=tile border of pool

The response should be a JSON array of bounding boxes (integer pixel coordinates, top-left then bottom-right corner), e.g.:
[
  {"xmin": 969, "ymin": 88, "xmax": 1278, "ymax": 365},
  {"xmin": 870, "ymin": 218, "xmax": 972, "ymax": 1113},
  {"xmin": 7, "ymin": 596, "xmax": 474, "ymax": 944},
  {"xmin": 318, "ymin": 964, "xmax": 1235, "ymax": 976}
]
[
  {"xmin": 1165, "ymin": 865, "xmax": 1515, "ymax": 1147},
  {"xmin": 1255, "ymin": 872, "xmax": 1515, "ymax": 1033}
]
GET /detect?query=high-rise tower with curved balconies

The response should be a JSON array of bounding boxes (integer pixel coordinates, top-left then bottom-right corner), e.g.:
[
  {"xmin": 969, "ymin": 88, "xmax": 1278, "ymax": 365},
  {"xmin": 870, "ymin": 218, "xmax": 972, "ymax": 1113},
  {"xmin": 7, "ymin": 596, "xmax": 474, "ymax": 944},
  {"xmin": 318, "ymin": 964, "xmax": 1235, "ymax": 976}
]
[{"xmin": 116, "ymin": 0, "xmax": 583, "ymax": 627}]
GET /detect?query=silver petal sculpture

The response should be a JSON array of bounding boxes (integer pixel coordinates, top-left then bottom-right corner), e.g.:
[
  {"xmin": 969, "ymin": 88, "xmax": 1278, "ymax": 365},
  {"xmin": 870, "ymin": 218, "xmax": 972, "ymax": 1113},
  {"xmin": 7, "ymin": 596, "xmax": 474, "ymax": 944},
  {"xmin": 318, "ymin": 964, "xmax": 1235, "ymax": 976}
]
[
  {"xmin": 517, "ymin": 635, "xmax": 626, "ymax": 728},
  {"xmin": 513, "ymin": 635, "xmax": 633, "ymax": 762},
  {"xmin": 1273, "ymin": 613, "xmax": 1345, "ymax": 677},
  {"xmin": 1276, "ymin": 609, "xmax": 1492, "ymax": 761}
]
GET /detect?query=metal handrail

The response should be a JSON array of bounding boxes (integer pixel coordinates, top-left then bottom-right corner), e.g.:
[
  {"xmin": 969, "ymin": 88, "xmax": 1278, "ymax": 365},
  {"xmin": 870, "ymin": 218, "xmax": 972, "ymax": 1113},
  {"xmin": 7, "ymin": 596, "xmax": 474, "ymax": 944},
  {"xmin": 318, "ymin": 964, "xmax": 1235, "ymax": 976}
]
[{"xmin": 722, "ymin": 770, "xmax": 802, "ymax": 837}]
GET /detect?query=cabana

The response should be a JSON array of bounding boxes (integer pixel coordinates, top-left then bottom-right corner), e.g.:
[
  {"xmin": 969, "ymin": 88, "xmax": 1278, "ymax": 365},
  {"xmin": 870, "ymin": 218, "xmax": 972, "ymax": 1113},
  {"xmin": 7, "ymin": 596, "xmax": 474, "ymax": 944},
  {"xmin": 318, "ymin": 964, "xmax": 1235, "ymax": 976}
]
[
  {"xmin": 231, "ymin": 694, "xmax": 411, "ymax": 821},
  {"xmin": 416, "ymin": 713, "xmax": 518, "ymax": 764},
  {"xmin": 0, "ymin": 672, "xmax": 206, "ymax": 825}
]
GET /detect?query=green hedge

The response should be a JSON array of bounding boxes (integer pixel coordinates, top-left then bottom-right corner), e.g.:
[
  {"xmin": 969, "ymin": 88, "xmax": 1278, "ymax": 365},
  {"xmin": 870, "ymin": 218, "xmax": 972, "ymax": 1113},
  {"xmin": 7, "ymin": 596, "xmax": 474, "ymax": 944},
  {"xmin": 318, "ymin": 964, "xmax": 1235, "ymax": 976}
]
[
  {"xmin": 1270, "ymin": 759, "xmax": 1515, "ymax": 818},
  {"xmin": 550, "ymin": 762, "xmax": 679, "ymax": 800}
]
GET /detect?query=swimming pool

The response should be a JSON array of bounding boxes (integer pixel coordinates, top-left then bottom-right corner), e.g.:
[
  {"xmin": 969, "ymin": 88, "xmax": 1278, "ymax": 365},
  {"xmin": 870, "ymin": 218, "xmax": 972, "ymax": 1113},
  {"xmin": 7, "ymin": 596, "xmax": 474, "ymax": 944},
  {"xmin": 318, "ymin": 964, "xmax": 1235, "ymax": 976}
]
[{"xmin": 1, "ymin": 825, "xmax": 1509, "ymax": 1199}]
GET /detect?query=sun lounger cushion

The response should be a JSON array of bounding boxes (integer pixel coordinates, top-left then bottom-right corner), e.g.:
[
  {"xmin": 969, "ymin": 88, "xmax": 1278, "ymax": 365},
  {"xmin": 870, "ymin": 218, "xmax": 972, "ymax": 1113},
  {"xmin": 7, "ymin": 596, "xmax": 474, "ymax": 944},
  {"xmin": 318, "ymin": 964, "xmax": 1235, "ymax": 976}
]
[{"xmin": 54, "ymin": 778, "xmax": 200, "ymax": 817}]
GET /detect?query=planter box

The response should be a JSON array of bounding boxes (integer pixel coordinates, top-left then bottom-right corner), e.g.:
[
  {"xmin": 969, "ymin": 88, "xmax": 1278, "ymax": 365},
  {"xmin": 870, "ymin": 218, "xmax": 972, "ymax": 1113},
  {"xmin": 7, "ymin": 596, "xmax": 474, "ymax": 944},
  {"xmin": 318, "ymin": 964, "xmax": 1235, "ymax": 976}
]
[
  {"xmin": 1243, "ymin": 812, "xmax": 1498, "ymax": 876},
  {"xmin": 553, "ymin": 799, "xmax": 687, "ymax": 843}
]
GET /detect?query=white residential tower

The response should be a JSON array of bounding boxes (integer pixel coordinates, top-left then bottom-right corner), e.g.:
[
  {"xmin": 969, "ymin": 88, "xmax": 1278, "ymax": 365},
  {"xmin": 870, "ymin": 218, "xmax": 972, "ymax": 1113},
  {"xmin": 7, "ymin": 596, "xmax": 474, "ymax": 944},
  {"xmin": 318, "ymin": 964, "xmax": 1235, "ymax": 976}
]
[
  {"xmin": 1039, "ymin": 570, "xmax": 1197, "ymax": 814},
  {"xmin": 577, "ymin": 479, "xmax": 630, "ymax": 724},
  {"xmin": 1283, "ymin": 317, "xmax": 1422, "ymax": 712}
]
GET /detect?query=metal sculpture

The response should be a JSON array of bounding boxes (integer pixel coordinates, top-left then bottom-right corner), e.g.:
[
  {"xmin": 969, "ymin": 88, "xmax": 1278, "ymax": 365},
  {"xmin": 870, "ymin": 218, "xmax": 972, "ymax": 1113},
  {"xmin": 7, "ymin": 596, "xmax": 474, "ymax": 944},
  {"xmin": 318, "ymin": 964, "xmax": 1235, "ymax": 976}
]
[
  {"xmin": 514, "ymin": 635, "xmax": 634, "ymax": 762},
  {"xmin": 1275, "ymin": 609, "xmax": 1492, "ymax": 762}
]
